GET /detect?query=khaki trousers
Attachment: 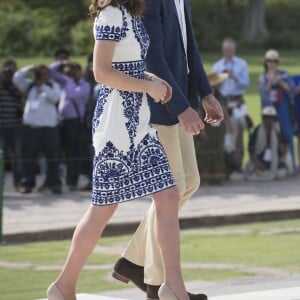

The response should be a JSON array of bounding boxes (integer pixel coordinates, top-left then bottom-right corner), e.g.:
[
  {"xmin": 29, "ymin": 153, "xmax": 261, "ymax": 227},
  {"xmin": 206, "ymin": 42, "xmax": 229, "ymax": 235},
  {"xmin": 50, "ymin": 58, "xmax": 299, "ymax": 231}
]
[{"xmin": 123, "ymin": 124, "xmax": 200, "ymax": 285}]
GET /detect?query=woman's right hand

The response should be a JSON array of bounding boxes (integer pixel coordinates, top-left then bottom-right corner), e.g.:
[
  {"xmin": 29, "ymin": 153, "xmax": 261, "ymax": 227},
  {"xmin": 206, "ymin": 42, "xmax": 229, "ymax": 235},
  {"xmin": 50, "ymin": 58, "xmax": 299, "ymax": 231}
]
[{"xmin": 147, "ymin": 79, "xmax": 168, "ymax": 103}]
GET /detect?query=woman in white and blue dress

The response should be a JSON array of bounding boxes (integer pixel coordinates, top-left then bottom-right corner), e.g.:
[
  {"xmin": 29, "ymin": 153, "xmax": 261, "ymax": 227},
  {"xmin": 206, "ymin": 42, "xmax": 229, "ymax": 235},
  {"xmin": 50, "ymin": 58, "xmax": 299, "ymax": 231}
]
[{"xmin": 47, "ymin": 1, "xmax": 189, "ymax": 299}]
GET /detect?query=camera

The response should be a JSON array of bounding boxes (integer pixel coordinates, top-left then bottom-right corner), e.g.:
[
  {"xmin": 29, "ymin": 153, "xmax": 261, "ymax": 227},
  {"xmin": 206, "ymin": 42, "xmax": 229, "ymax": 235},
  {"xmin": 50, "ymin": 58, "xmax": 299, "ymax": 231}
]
[
  {"xmin": 33, "ymin": 67, "xmax": 43, "ymax": 80},
  {"xmin": 33, "ymin": 65, "xmax": 49, "ymax": 81}
]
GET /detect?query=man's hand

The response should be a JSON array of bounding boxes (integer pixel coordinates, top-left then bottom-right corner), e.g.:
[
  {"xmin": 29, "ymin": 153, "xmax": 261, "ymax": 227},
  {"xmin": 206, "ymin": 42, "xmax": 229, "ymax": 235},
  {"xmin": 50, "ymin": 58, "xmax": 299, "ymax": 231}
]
[
  {"xmin": 178, "ymin": 107, "xmax": 205, "ymax": 135},
  {"xmin": 202, "ymin": 94, "xmax": 224, "ymax": 124}
]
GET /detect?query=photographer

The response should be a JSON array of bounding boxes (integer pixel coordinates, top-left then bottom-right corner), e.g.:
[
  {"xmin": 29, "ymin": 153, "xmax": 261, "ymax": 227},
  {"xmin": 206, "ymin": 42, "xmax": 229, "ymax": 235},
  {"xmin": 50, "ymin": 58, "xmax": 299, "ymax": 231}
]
[
  {"xmin": 50, "ymin": 61, "xmax": 90, "ymax": 190},
  {"xmin": 0, "ymin": 59, "xmax": 23, "ymax": 191},
  {"xmin": 213, "ymin": 38, "xmax": 250, "ymax": 175},
  {"xmin": 259, "ymin": 49, "xmax": 296, "ymax": 174},
  {"xmin": 13, "ymin": 65, "xmax": 62, "ymax": 193}
]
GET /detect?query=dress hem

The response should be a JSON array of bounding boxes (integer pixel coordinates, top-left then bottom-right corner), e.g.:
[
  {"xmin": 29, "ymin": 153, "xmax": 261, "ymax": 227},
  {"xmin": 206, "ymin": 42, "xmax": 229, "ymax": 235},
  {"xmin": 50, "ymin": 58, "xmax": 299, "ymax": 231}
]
[{"xmin": 91, "ymin": 182, "xmax": 176, "ymax": 206}]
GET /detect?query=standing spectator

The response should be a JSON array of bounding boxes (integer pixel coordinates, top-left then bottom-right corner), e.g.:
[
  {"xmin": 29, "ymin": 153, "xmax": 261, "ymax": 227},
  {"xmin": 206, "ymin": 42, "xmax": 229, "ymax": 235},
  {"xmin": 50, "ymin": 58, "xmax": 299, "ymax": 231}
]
[
  {"xmin": 13, "ymin": 65, "xmax": 62, "ymax": 193},
  {"xmin": 213, "ymin": 38, "xmax": 250, "ymax": 174},
  {"xmin": 50, "ymin": 61, "xmax": 91, "ymax": 190},
  {"xmin": 80, "ymin": 53, "xmax": 97, "ymax": 191},
  {"xmin": 244, "ymin": 106, "xmax": 289, "ymax": 181},
  {"xmin": 0, "ymin": 59, "xmax": 23, "ymax": 191},
  {"xmin": 259, "ymin": 49, "xmax": 296, "ymax": 173},
  {"xmin": 292, "ymin": 75, "xmax": 300, "ymax": 170}
]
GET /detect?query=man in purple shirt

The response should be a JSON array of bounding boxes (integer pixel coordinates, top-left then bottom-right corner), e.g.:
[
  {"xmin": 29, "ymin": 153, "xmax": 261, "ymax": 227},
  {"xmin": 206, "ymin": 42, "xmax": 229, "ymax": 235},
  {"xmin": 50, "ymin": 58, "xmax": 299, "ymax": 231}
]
[{"xmin": 50, "ymin": 61, "xmax": 91, "ymax": 190}]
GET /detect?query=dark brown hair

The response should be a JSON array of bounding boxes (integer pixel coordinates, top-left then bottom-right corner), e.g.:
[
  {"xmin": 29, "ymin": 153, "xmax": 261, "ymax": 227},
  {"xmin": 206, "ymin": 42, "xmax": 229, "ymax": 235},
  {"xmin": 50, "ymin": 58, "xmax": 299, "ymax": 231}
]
[{"xmin": 89, "ymin": 0, "xmax": 145, "ymax": 18}]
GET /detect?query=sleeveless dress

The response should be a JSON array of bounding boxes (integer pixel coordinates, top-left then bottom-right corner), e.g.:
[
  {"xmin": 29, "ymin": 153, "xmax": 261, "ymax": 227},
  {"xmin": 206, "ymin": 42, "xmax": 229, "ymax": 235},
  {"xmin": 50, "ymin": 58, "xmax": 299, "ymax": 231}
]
[{"xmin": 91, "ymin": 5, "xmax": 175, "ymax": 205}]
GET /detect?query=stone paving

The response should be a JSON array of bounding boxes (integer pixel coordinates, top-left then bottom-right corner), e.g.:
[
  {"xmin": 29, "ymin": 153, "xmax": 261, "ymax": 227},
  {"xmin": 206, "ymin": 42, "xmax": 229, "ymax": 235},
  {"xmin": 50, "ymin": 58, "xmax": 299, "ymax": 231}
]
[
  {"xmin": 37, "ymin": 286, "xmax": 300, "ymax": 300},
  {"xmin": 2, "ymin": 173, "xmax": 300, "ymax": 299}
]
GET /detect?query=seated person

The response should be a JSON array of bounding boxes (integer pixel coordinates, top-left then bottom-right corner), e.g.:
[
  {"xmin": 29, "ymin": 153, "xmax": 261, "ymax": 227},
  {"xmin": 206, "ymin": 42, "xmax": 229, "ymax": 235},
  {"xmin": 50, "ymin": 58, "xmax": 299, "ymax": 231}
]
[{"xmin": 244, "ymin": 106, "xmax": 289, "ymax": 181}]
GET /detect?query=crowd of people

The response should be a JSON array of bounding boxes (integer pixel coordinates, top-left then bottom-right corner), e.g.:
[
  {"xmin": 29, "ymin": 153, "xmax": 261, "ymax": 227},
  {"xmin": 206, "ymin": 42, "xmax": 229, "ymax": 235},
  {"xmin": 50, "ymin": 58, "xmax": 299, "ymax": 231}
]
[
  {"xmin": 0, "ymin": 42, "xmax": 300, "ymax": 195},
  {"xmin": 194, "ymin": 40, "xmax": 300, "ymax": 184},
  {"xmin": 0, "ymin": 49, "xmax": 97, "ymax": 193}
]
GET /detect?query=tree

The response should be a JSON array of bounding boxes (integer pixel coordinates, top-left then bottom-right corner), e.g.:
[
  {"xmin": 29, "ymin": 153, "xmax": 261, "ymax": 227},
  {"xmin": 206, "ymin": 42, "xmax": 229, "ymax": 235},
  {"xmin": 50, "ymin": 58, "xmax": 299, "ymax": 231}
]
[{"xmin": 243, "ymin": 0, "xmax": 269, "ymax": 41}]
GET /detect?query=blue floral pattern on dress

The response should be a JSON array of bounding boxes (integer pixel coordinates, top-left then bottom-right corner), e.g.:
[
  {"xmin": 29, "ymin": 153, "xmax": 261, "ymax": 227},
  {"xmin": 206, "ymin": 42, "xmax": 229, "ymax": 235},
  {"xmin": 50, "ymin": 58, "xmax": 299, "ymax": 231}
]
[
  {"xmin": 132, "ymin": 17, "xmax": 150, "ymax": 60},
  {"xmin": 95, "ymin": 5, "xmax": 129, "ymax": 41},
  {"xmin": 120, "ymin": 90, "xmax": 143, "ymax": 143},
  {"xmin": 92, "ymin": 86, "xmax": 113, "ymax": 134},
  {"xmin": 92, "ymin": 134, "xmax": 174, "ymax": 205}
]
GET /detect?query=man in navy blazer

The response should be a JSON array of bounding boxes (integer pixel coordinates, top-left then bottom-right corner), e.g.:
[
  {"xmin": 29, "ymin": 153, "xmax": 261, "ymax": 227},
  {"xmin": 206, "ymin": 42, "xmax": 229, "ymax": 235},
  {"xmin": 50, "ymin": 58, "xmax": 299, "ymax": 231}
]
[{"xmin": 112, "ymin": 1, "xmax": 224, "ymax": 299}]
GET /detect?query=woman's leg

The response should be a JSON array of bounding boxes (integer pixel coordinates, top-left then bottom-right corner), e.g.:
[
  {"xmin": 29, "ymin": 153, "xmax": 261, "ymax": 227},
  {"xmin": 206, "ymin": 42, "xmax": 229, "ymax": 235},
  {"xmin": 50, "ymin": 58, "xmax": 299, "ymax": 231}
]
[
  {"xmin": 152, "ymin": 186, "xmax": 188, "ymax": 300},
  {"xmin": 53, "ymin": 204, "xmax": 118, "ymax": 300}
]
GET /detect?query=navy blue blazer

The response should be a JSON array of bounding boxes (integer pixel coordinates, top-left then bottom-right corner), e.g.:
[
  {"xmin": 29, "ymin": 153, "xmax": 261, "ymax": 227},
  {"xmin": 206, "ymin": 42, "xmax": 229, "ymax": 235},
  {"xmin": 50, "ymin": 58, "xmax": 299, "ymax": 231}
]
[{"xmin": 143, "ymin": 0, "xmax": 212, "ymax": 125}]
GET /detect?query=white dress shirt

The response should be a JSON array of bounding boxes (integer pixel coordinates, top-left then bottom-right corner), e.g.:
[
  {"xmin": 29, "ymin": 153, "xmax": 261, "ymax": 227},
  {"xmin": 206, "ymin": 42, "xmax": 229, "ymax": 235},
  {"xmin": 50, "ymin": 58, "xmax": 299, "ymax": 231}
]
[
  {"xmin": 174, "ymin": 0, "xmax": 188, "ymax": 64},
  {"xmin": 212, "ymin": 56, "xmax": 249, "ymax": 97}
]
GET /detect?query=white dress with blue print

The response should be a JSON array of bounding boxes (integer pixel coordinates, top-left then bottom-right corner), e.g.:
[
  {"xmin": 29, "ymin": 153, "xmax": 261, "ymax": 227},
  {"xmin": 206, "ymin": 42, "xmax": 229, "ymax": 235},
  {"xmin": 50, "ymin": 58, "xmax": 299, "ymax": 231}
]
[{"xmin": 92, "ymin": 5, "xmax": 175, "ymax": 205}]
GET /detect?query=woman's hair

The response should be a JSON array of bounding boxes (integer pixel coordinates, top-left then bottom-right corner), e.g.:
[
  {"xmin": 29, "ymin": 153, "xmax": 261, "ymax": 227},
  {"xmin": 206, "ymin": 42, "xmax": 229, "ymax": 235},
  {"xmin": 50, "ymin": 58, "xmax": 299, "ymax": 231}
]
[
  {"xmin": 89, "ymin": 0, "xmax": 145, "ymax": 18},
  {"xmin": 263, "ymin": 58, "xmax": 279, "ymax": 73}
]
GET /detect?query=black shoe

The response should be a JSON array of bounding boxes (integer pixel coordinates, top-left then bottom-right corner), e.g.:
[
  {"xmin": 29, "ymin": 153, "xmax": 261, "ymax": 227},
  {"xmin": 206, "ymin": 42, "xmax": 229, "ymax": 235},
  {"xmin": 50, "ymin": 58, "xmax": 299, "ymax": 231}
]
[
  {"xmin": 80, "ymin": 182, "xmax": 92, "ymax": 191},
  {"xmin": 112, "ymin": 258, "xmax": 208, "ymax": 300},
  {"xmin": 147, "ymin": 284, "xmax": 208, "ymax": 300},
  {"xmin": 68, "ymin": 185, "xmax": 77, "ymax": 191},
  {"xmin": 38, "ymin": 184, "xmax": 62, "ymax": 194},
  {"xmin": 112, "ymin": 257, "xmax": 146, "ymax": 292},
  {"xmin": 51, "ymin": 186, "xmax": 62, "ymax": 194},
  {"xmin": 21, "ymin": 187, "xmax": 32, "ymax": 194},
  {"xmin": 37, "ymin": 185, "xmax": 50, "ymax": 193}
]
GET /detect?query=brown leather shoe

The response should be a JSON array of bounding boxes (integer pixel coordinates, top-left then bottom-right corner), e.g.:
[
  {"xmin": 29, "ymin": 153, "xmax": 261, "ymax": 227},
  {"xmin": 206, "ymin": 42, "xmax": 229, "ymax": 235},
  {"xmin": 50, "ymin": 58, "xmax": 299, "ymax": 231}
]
[
  {"xmin": 147, "ymin": 284, "xmax": 208, "ymax": 300},
  {"xmin": 112, "ymin": 257, "xmax": 146, "ymax": 292}
]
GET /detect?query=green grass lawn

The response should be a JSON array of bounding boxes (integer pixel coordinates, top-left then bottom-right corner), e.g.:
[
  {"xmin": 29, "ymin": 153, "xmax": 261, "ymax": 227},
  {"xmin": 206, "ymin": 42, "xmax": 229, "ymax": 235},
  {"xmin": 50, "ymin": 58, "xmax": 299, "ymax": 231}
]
[{"xmin": 1, "ymin": 218, "xmax": 300, "ymax": 300}]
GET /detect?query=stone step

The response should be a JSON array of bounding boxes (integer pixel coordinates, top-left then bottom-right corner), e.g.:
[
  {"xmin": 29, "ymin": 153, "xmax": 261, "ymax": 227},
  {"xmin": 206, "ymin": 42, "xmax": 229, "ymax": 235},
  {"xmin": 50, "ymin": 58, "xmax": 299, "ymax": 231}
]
[{"xmin": 38, "ymin": 286, "xmax": 300, "ymax": 300}]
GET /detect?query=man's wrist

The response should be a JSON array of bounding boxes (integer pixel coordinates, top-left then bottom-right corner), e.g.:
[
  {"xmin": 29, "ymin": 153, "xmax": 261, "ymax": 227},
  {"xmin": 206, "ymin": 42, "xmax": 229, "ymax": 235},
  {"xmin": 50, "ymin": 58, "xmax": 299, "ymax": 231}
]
[{"xmin": 202, "ymin": 93, "xmax": 214, "ymax": 102}]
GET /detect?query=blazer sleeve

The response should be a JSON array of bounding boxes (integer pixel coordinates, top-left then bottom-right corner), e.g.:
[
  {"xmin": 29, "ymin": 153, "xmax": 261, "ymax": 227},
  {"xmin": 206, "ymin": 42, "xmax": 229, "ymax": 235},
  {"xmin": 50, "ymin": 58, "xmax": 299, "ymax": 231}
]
[{"xmin": 143, "ymin": 2, "xmax": 190, "ymax": 118}]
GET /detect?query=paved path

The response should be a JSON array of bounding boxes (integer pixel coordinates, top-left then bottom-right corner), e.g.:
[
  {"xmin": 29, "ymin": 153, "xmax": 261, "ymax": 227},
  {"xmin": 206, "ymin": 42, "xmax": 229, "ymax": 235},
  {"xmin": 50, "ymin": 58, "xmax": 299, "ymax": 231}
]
[
  {"xmin": 2, "ymin": 173, "xmax": 300, "ymax": 299},
  {"xmin": 37, "ymin": 274, "xmax": 300, "ymax": 299},
  {"xmin": 38, "ymin": 286, "xmax": 300, "ymax": 300},
  {"xmin": 2, "ymin": 172, "xmax": 300, "ymax": 242},
  {"xmin": 87, "ymin": 275, "xmax": 300, "ymax": 299}
]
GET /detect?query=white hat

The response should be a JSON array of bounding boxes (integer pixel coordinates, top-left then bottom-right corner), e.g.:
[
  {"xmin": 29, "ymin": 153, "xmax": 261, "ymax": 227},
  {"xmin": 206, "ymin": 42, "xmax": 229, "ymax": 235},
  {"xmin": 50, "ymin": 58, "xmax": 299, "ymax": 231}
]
[
  {"xmin": 262, "ymin": 106, "xmax": 277, "ymax": 117},
  {"xmin": 265, "ymin": 49, "xmax": 279, "ymax": 61}
]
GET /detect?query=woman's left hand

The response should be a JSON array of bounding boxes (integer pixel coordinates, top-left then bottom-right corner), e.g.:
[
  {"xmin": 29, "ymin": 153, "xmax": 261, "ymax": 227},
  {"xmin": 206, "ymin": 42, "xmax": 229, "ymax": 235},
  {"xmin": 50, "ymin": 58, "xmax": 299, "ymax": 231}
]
[
  {"xmin": 159, "ymin": 79, "xmax": 172, "ymax": 103},
  {"xmin": 146, "ymin": 72, "xmax": 172, "ymax": 103}
]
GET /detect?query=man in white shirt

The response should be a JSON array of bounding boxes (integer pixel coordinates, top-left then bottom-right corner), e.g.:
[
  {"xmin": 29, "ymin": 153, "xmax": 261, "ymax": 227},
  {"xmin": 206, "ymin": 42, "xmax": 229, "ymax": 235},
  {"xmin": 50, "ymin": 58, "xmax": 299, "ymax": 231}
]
[
  {"xmin": 13, "ymin": 65, "xmax": 62, "ymax": 194},
  {"xmin": 213, "ymin": 38, "xmax": 250, "ymax": 173}
]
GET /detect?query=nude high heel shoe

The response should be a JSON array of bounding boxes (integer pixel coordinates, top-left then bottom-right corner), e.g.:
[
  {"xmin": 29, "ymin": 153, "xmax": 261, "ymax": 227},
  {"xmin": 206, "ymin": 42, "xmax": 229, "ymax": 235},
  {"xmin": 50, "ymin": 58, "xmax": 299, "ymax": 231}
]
[
  {"xmin": 158, "ymin": 283, "xmax": 179, "ymax": 300},
  {"xmin": 47, "ymin": 282, "xmax": 65, "ymax": 300}
]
